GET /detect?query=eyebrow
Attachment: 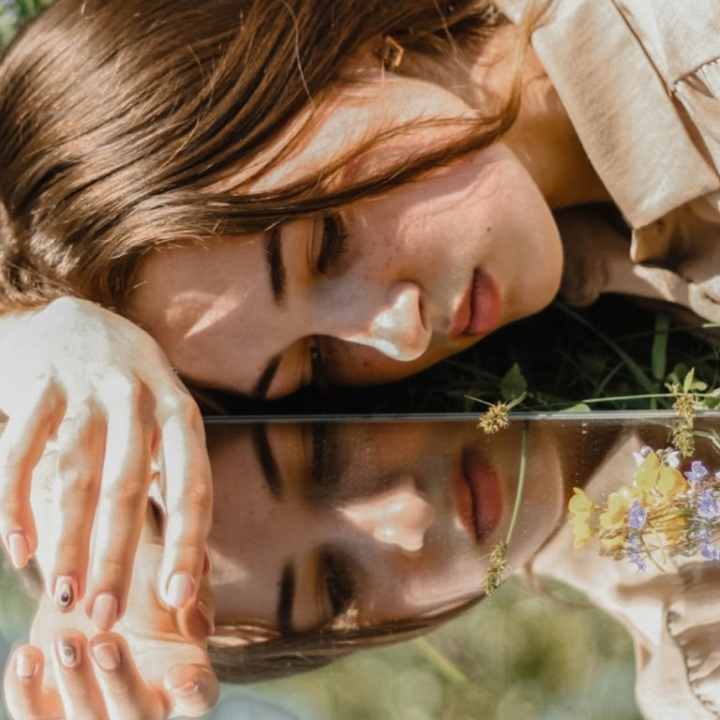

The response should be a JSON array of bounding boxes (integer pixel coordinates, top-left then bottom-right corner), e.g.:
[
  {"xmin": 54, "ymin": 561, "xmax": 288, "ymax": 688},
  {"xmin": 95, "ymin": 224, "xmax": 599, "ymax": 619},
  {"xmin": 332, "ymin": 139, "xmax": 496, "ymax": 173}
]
[
  {"xmin": 252, "ymin": 353, "xmax": 282, "ymax": 401},
  {"xmin": 277, "ymin": 561, "xmax": 295, "ymax": 636},
  {"xmin": 250, "ymin": 423, "xmax": 284, "ymax": 500},
  {"xmin": 265, "ymin": 225, "xmax": 286, "ymax": 304}
]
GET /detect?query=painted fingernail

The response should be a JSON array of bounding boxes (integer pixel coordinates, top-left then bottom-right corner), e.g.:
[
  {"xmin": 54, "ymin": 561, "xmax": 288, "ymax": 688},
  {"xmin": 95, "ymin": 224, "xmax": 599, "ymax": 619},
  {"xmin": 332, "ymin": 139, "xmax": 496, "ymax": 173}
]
[
  {"xmin": 54, "ymin": 576, "xmax": 77, "ymax": 611},
  {"xmin": 91, "ymin": 641, "xmax": 120, "ymax": 672},
  {"xmin": 166, "ymin": 572, "xmax": 195, "ymax": 609},
  {"xmin": 90, "ymin": 593, "xmax": 118, "ymax": 631},
  {"xmin": 58, "ymin": 638, "xmax": 81, "ymax": 669},
  {"xmin": 7, "ymin": 532, "xmax": 30, "ymax": 569},
  {"xmin": 16, "ymin": 650, "xmax": 36, "ymax": 679}
]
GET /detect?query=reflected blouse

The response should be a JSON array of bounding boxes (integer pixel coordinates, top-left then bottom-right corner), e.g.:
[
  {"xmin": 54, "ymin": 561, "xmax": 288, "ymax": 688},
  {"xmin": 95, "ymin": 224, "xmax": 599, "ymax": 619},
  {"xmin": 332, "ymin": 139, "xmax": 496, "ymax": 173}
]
[
  {"xmin": 532, "ymin": 433, "xmax": 720, "ymax": 720},
  {"xmin": 496, "ymin": 0, "xmax": 720, "ymax": 328}
]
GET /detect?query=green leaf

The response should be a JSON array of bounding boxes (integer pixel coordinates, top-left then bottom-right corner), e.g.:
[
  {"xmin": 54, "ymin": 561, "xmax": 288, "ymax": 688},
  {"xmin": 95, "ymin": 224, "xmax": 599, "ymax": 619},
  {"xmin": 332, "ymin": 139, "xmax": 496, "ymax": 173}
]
[
  {"xmin": 560, "ymin": 403, "xmax": 592, "ymax": 413},
  {"xmin": 500, "ymin": 363, "xmax": 527, "ymax": 402},
  {"xmin": 683, "ymin": 367, "xmax": 696, "ymax": 394}
]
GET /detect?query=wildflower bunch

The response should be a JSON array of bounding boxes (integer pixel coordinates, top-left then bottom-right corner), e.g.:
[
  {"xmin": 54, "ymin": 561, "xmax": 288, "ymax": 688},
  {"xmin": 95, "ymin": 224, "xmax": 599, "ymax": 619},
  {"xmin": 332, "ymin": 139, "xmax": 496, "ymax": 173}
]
[{"xmin": 568, "ymin": 447, "xmax": 720, "ymax": 571}]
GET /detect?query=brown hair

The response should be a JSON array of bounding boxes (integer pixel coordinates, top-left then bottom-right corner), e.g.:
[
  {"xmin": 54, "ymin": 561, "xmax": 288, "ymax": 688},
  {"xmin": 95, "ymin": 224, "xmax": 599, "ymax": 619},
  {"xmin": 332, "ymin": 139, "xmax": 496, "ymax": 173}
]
[
  {"xmin": 207, "ymin": 591, "xmax": 485, "ymax": 684},
  {"xmin": 0, "ymin": 0, "xmax": 516, "ymax": 313}
]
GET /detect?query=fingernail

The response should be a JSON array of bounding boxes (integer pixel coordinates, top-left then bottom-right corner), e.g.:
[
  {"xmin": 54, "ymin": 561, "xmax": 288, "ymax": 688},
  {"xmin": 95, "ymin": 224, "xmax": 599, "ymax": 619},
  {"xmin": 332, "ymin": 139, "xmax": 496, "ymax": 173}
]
[
  {"xmin": 58, "ymin": 638, "xmax": 81, "ymax": 669},
  {"xmin": 54, "ymin": 576, "xmax": 77, "ymax": 611},
  {"xmin": 166, "ymin": 665, "xmax": 202, "ymax": 698},
  {"xmin": 91, "ymin": 641, "xmax": 120, "ymax": 672},
  {"xmin": 197, "ymin": 601, "xmax": 215, "ymax": 635},
  {"xmin": 166, "ymin": 572, "xmax": 195, "ymax": 609},
  {"xmin": 90, "ymin": 594, "xmax": 118, "ymax": 632},
  {"xmin": 7, "ymin": 532, "xmax": 30, "ymax": 569},
  {"xmin": 16, "ymin": 650, "xmax": 36, "ymax": 679}
]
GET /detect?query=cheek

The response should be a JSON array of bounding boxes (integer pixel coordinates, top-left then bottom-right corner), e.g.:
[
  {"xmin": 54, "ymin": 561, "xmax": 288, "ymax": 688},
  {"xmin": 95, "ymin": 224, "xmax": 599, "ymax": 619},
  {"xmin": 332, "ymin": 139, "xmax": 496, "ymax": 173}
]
[{"xmin": 327, "ymin": 339, "xmax": 473, "ymax": 386}]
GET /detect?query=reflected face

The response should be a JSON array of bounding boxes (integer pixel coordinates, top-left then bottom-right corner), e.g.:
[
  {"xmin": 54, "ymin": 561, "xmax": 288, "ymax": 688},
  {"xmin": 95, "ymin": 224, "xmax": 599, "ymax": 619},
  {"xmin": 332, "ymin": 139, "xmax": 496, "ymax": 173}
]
[
  {"xmin": 207, "ymin": 421, "xmax": 566, "ymax": 636},
  {"xmin": 128, "ymin": 73, "xmax": 563, "ymax": 398}
]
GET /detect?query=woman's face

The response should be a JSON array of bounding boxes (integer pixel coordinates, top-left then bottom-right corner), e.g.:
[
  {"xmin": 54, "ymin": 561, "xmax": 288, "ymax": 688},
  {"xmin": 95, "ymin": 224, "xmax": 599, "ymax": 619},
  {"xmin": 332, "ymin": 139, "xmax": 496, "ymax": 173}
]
[
  {"xmin": 207, "ymin": 420, "xmax": 566, "ymax": 633},
  {"xmin": 128, "ymin": 72, "xmax": 562, "ymax": 398}
]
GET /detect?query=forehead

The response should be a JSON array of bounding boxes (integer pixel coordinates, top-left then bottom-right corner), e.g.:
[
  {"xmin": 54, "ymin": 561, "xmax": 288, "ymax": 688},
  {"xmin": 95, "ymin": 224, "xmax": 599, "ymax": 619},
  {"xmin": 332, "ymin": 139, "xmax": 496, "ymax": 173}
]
[{"xmin": 244, "ymin": 70, "xmax": 474, "ymax": 192}]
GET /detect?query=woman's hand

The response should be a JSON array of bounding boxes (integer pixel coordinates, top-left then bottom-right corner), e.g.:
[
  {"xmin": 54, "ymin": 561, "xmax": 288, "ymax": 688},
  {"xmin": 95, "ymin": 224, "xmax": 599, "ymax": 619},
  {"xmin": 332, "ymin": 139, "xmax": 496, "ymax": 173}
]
[
  {"xmin": 4, "ymin": 631, "xmax": 218, "ymax": 720},
  {"xmin": 3, "ymin": 482, "xmax": 219, "ymax": 719},
  {"xmin": 0, "ymin": 296, "xmax": 213, "ymax": 629}
]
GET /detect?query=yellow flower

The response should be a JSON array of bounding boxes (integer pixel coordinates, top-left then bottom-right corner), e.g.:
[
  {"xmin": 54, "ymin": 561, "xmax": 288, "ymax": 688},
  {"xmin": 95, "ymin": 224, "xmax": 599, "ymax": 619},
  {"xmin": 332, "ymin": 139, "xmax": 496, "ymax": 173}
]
[
  {"xmin": 656, "ymin": 466, "xmax": 687, "ymax": 503},
  {"xmin": 568, "ymin": 488, "xmax": 594, "ymax": 516},
  {"xmin": 634, "ymin": 453, "xmax": 661, "ymax": 498},
  {"xmin": 570, "ymin": 514, "xmax": 593, "ymax": 549},
  {"xmin": 600, "ymin": 489, "xmax": 633, "ymax": 531}
]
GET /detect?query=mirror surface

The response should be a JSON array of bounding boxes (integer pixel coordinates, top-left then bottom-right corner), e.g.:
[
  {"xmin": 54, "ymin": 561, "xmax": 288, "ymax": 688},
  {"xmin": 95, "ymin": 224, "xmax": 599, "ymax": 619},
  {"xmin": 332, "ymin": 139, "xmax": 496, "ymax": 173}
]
[{"xmin": 3, "ymin": 412, "xmax": 720, "ymax": 719}]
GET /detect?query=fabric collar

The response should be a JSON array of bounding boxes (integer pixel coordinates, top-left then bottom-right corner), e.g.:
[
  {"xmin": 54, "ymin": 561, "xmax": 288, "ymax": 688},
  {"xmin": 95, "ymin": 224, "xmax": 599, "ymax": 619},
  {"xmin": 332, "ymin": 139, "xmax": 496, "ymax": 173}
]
[{"xmin": 496, "ymin": 0, "xmax": 720, "ymax": 229}]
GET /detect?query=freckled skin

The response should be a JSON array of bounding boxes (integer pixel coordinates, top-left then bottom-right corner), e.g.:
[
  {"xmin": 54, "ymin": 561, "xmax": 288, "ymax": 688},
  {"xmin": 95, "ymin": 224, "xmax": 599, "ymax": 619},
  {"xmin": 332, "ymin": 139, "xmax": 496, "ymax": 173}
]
[{"xmin": 128, "ymin": 74, "xmax": 562, "ymax": 399}]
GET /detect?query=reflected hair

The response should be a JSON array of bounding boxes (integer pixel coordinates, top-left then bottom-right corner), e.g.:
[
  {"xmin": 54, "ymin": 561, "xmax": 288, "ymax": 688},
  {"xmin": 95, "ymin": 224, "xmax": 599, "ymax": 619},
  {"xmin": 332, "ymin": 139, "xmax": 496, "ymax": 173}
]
[
  {"xmin": 207, "ymin": 592, "xmax": 485, "ymax": 684},
  {"xmin": 0, "ymin": 0, "xmax": 515, "ymax": 312}
]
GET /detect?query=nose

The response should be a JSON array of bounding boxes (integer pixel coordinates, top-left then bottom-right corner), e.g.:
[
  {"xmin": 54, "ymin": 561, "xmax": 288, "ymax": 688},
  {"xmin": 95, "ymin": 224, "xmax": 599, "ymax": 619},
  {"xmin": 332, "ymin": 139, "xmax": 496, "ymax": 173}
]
[
  {"xmin": 340, "ymin": 283, "xmax": 432, "ymax": 362},
  {"xmin": 338, "ymin": 476, "xmax": 436, "ymax": 552}
]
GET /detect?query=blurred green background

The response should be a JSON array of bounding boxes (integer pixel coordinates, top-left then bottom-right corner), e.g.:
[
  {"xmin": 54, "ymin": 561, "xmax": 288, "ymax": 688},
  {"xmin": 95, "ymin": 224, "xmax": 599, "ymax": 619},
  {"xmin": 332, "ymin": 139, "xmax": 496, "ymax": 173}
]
[{"xmin": 0, "ymin": 555, "xmax": 640, "ymax": 720}]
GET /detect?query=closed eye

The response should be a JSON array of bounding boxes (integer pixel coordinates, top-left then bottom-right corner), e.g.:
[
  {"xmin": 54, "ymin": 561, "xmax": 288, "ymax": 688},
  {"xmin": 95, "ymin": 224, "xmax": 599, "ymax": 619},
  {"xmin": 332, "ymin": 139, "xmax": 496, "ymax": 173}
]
[
  {"xmin": 315, "ymin": 214, "xmax": 348, "ymax": 275},
  {"xmin": 321, "ymin": 550, "xmax": 358, "ymax": 619}
]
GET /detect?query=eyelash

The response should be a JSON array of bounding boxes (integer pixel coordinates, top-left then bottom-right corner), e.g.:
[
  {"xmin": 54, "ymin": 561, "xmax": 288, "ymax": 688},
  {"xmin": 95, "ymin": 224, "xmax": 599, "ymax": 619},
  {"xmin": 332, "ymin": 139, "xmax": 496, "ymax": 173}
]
[
  {"xmin": 322, "ymin": 551, "xmax": 358, "ymax": 618},
  {"xmin": 316, "ymin": 213, "xmax": 348, "ymax": 275},
  {"xmin": 307, "ymin": 214, "xmax": 346, "ymax": 390}
]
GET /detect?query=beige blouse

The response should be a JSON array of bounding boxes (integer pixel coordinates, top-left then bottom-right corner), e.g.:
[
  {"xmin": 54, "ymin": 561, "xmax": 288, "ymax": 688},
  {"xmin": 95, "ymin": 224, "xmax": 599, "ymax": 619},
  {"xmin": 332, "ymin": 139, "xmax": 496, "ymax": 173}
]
[{"xmin": 496, "ymin": 0, "xmax": 720, "ymax": 327}]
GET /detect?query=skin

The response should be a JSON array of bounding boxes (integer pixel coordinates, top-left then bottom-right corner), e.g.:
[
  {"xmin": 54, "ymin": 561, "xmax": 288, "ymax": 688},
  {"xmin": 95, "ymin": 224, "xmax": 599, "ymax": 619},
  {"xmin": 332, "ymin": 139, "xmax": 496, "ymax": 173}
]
[
  {"xmin": 127, "ymin": 68, "xmax": 566, "ymax": 399},
  {"xmin": 5, "ymin": 417, "xmax": 568, "ymax": 720},
  {"xmin": 207, "ymin": 419, "xmax": 567, "ymax": 632},
  {"xmin": 4, "ymin": 449, "xmax": 218, "ymax": 720},
  {"xmin": 0, "ymin": 28, "xmax": 608, "ymax": 636}
]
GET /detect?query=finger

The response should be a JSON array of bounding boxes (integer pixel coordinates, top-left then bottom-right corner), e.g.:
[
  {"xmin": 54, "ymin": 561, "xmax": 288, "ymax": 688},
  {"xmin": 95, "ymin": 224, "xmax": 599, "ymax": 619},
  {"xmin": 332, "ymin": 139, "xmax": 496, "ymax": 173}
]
[
  {"xmin": 0, "ymin": 382, "xmax": 63, "ymax": 569},
  {"xmin": 49, "ymin": 403, "xmax": 107, "ymax": 613},
  {"xmin": 4, "ymin": 644, "xmax": 63, "ymax": 720},
  {"xmin": 177, "ymin": 580, "xmax": 215, "ymax": 642},
  {"xmin": 52, "ymin": 632, "xmax": 107, "ymax": 719},
  {"xmin": 89, "ymin": 633, "xmax": 165, "ymax": 720},
  {"xmin": 164, "ymin": 663, "xmax": 220, "ymax": 719},
  {"xmin": 158, "ymin": 396, "xmax": 212, "ymax": 611},
  {"xmin": 86, "ymin": 380, "xmax": 155, "ymax": 631}
]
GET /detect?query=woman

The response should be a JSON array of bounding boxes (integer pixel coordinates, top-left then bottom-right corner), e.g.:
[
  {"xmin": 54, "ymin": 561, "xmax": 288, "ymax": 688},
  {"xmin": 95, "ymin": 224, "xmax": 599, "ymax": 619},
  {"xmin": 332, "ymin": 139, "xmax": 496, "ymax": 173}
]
[
  {"xmin": 0, "ymin": 0, "xmax": 718, "ymax": 632},
  {"xmin": 2, "ymin": 416, "xmax": 583, "ymax": 717}
]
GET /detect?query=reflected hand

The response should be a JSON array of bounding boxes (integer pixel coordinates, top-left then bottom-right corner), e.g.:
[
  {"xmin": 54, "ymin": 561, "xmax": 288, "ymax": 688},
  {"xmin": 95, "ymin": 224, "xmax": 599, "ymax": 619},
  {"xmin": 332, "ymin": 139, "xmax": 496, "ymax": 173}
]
[
  {"xmin": 4, "ymin": 631, "xmax": 217, "ymax": 720},
  {"xmin": 0, "ymin": 296, "xmax": 213, "ymax": 628},
  {"xmin": 3, "ymin": 510, "xmax": 219, "ymax": 719}
]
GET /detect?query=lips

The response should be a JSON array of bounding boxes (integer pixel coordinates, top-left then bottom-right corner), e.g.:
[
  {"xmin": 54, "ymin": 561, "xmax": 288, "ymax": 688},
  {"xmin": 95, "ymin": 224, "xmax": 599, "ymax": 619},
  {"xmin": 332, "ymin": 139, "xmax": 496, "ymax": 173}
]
[
  {"xmin": 450, "ymin": 269, "xmax": 502, "ymax": 339},
  {"xmin": 451, "ymin": 447, "xmax": 503, "ymax": 543}
]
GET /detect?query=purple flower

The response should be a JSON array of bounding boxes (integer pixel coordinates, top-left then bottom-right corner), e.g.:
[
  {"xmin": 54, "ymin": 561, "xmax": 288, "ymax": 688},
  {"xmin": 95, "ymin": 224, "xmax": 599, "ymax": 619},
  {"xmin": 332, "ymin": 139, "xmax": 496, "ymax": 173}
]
[
  {"xmin": 685, "ymin": 460, "xmax": 710, "ymax": 485},
  {"xmin": 627, "ymin": 500, "xmax": 647, "ymax": 531},
  {"xmin": 700, "ymin": 531, "xmax": 720, "ymax": 561},
  {"xmin": 698, "ymin": 489, "xmax": 720, "ymax": 521},
  {"xmin": 626, "ymin": 534, "xmax": 646, "ymax": 571},
  {"xmin": 701, "ymin": 543, "xmax": 719, "ymax": 561},
  {"xmin": 666, "ymin": 451, "xmax": 682, "ymax": 469}
]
